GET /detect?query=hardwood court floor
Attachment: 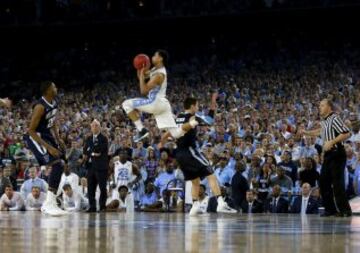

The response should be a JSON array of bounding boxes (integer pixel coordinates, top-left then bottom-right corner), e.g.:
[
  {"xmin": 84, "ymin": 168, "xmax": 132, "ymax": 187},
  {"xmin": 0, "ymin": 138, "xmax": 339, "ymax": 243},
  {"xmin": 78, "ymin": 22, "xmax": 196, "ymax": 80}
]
[{"xmin": 0, "ymin": 212, "xmax": 360, "ymax": 253}]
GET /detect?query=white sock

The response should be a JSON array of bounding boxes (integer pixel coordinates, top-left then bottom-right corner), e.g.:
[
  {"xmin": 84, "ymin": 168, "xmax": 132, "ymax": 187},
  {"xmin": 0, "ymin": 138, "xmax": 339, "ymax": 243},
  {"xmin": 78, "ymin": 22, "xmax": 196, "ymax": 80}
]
[
  {"xmin": 134, "ymin": 120, "xmax": 144, "ymax": 131},
  {"xmin": 45, "ymin": 191, "xmax": 55, "ymax": 202}
]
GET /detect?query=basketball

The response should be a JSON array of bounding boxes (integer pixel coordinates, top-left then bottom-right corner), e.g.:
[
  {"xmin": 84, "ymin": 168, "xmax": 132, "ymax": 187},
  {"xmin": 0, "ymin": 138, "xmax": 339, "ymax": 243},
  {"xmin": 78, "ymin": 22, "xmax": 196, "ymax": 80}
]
[{"xmin": 133, "ymin": 54, "xmax": 151, "ymax": 70}]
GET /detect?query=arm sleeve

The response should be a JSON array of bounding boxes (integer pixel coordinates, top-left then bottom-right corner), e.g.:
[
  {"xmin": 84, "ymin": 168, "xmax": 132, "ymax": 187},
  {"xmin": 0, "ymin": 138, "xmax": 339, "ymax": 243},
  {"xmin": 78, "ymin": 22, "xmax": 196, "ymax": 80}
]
[{"xmin": 333, "ymin": 116, "xmax": 350, "ymax": 134}]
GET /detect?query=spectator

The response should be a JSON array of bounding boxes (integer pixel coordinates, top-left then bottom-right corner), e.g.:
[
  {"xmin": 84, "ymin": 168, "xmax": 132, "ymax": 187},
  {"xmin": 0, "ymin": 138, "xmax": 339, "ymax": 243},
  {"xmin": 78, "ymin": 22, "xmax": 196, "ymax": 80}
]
[
  {"xmin": 0, "ymin": 167, "xmax": 12, "ymax": 196},
  {"xmin": 278, "ymin": 151, "xmax": 298, "ymax": 185},
  {"xmin": 25, "ymin": 186, "xmax": 46, "ymax": 211},
  {"xmin": 144, "ymin": 147, "xmax": 159, "ymax": 182},
  {"xmin": 140, "ymin": 182, "xmax": 162, "ymax": 211},
  {"xmin": 265, "ymin": 185, "xmax": 289, "ymax": 213},
  {"xmin": 154, "ymin": 163, "xmax": 176, "ymax": 195},
  {"xmin": 3, "ymin": 166, "xmax": 17, "ymax": 191},
  {"xmin": 270, "ymin": 166, "xmax": 293, "ymax": 197},
  {"xmin": 207, "ymin": 186, "xmax": 236, "ymax": 213},
  {"xmin": 290, "ymin": 183, "xmax": 319, "ymax": 214},
  {"xmin": 299, "ymin": 157, "xmax": 320, "ymax": 187},
  {"xmin": 240, "ymin": 190, "xmax": 263, "ymax": 214},
  {"xmin": 231, "ymin": 160, "xmax": 249, "ymax": 210},
  {"xmin": 214, "ymin": 154, "xmax": 233, "ymax": 186},
  {"xmin": 20, "ymin": 167, "xmax": 48, "ymax": 198},
  {"xmin": 66, "ymin": 140, "xmax": 83, "ymax": 176},
  {"xmin": 80, "ymin": 177, "xmax": 88, "ymax": 197},
  {"xmin": 0, "ymin": 185, "xmax": 24, "ymax": 211}
]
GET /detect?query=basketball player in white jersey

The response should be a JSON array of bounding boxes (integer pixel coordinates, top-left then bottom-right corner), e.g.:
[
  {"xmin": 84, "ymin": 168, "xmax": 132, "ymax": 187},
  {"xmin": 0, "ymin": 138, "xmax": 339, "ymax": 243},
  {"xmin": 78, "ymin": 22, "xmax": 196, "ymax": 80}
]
[
  {"xmin": 113, "ymin": 149, "xmax": 142, "ymax": 194},
  {"xmin": 122, "ymin": 50, "xmax": 211, "ymax": 143}
]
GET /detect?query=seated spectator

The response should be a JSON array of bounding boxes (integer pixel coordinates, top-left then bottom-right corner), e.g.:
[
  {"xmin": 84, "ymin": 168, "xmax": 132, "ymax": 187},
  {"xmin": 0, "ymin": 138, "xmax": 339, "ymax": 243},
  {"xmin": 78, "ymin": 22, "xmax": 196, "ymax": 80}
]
[
  {"xmin": 214, "ymin": 154, "xmax": 233, "ymax": 187},
  {"xmin": 3, "ymin": 166, "xmax": 17, "ymax": 191},
  {"xmin": 62, "ymin": 184, "xmax": 89, "ymax": 212},
  {"xmin": 0, "ymin": 185, "xmax": 24, "ymax": 211},
  {"xmin": 278, "ymin": 151, "xmax": 298, "ymax": 185},
  {"xmin": 310, "ymin": 187, "xmax": 322, "ymax": 206},
  {"xmin": 106, "ymin": 185, "xmax": 134, "ymax": 212},
  {"xmin": 20, "ymin": 167, "xmax": 48, "ymax": 198},
  {"xmin": 25, "ymin": 186, "xmax": 46, "ymax": 211},
  {"xmin": 57, "ymin": 164, "xmax": 80, "ymax": 196},
  {"xmin": 0, "ymin": 167, "xmax": 12, "ymax": 196},
  {"xmin": 299, "ymin": 157, "xmax": 319, "ymax": 187},
  {"xmin": 132, "ymin": 141, "xmax": 147, "ymax": 160},
  {"xmin": 66, "ymin": 140, "xmax": 83, "ymax": 176},
  {"xmin": 256, "ymin": 163, "xmax": 272, "ymax": 202},
  {"xmin": 144, "ymin": 147, "xmax": 159, "ymax": 182},
  {"xmin": 140, "ymin": 182, "xmax": 162, "ymax": 211},
  {"xmin": 241, "ymin": 190, "xmax": 263, "ymax": 214},
  {"xmin": 231, "ymin": 160, "xmax": 249, "ymax": 210},
  {"xmin": 80, "ymin": 177, "xmax": 88, "ymax": 197},
  {"xmin": 160, "ymin": 189, "xmax": 184, "ymax": 212},
  {"xmin": 265, "ymin": 185, "xmax": 289, "ymax": 213},
  {"xmin": 208, "ymin": 186, "xmax": 236, "ymax": 213},
  {"xmin": 154, "ymin": 164, "xmax": 176, "ymax": 195},
  {"xmin": 270, "ymin": 166, "xmax": 293, "ymax": 197},
  {"xmin": 291, "ymin": 183, "xmax": 319, "ymax": 214}
]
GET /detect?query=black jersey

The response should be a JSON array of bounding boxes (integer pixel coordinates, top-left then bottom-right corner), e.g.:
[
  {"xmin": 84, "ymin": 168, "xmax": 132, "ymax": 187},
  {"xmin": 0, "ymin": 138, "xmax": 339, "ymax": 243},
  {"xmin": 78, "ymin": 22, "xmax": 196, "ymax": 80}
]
[
  {"xmin": 34, "ymin": 97, "xmax": 58, "ymax": 136},
  {"xmin": 176, "ymin": 112, "xmax": 197, "ymax": 149}
]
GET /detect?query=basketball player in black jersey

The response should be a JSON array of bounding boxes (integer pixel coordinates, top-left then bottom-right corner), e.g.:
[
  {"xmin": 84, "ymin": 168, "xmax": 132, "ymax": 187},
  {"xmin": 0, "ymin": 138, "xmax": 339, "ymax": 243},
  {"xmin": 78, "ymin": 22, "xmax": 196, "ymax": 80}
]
[
  {"xmin": 160, "ymin": 93, "xmax": 237, "ymax": 215},
  {"xmin": 23, "ymin": 81, "xmax": 67, "ymax": 215}
]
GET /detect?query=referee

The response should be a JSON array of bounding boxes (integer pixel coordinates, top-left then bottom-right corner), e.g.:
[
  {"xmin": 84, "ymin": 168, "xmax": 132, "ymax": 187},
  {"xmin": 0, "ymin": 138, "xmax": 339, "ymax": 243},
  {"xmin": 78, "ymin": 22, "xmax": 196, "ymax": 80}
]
[{"xmin": 303, "ymin": 99, "xmax": 352, "ymax": 217}]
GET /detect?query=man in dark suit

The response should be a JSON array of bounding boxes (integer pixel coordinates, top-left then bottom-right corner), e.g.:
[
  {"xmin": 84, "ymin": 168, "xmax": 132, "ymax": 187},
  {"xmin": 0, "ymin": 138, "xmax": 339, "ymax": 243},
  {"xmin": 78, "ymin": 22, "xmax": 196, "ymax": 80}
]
[
  {"xmin": 265, "ymin": 184, "xmax": 289, "ymax": 213},
  {"xmin": 240, "ymin": 190, "xmax": 263, "ymax": 213},
  {"xmin": 231, "ymin": 160, "xmax": 249, "ymax": 211},
  {"xmin": 291, "ymin": 182, "xmax": 319, "ymax": 214},
  {"xmin": 83, "ymin": 119, "xmax": 109, "ymax": 212},
  {"xmin": 0, "ymin": 167, "xmax": 12, "ymax": 196}
]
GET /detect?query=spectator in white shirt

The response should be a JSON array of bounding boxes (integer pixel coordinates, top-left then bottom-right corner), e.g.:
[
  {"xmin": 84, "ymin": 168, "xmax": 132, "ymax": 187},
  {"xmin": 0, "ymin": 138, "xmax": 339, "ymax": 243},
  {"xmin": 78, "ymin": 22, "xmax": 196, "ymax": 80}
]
[
  {"xmin": 21, "ymin": 167, "xmax": 48, "ymax": 199},
  {"xmin": 80, "ymin": 177, "xmax": 88, "ymax": 197},
  {"xmin": 25, "ymin": 186, "xmax": 46, "ymax": 211},
  {"xmin": 62, "ymin": 184, "xmax": 89, "ymax": 212},
  {"xmin": 0, "ymin": 185, "xmax": 24, "ymax": 211},
  {"xmin": 57, "ymin": 164, "xmax": 80, "ymax": 196}
]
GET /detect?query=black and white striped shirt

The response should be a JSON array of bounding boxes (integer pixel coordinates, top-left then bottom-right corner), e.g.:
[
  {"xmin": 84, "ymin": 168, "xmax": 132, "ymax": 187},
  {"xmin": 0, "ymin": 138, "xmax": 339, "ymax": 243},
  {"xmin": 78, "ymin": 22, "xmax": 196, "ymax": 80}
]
[{"xmin": 320, "ymin": 112, "xmax": 350, "ymax": 143}]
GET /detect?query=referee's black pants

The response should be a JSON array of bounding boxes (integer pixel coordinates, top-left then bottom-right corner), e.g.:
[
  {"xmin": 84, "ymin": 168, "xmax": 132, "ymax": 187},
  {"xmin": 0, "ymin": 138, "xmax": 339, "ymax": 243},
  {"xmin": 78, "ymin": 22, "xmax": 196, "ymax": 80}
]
[{"xmin": 320, "ymin": 147, "xmax": 352, "ymax": 214}]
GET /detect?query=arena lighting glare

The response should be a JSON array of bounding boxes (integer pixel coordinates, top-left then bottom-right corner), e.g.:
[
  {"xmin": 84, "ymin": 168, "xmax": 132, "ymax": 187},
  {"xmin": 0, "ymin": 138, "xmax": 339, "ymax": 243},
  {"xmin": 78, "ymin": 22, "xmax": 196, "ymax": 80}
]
[{"xmin": 138, "ymin": 1, "xmax": 144, "ymax": 7}]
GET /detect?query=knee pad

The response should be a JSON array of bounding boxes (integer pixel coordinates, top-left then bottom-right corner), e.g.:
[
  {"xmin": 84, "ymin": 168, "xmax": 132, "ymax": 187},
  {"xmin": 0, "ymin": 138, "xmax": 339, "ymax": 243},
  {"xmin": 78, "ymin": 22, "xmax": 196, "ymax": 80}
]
[
  {"xmin": 122, "ymin": 99, "xmax": 133, "ymax": 114},
  {"xmin": 168, "ymin": 127, "xmax": 186, "ymax": 139}
]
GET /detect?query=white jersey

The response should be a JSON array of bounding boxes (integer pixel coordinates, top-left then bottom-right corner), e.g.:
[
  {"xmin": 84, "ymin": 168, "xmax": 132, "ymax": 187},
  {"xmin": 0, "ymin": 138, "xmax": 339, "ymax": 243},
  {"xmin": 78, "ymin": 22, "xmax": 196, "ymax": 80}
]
[
  {"xmin": 149, "ymin": 67, "xmax": 167, "ymax": 100},
  {"xmin": 114, "ymin": 161, "xmax": 135, "ymax": 190}
]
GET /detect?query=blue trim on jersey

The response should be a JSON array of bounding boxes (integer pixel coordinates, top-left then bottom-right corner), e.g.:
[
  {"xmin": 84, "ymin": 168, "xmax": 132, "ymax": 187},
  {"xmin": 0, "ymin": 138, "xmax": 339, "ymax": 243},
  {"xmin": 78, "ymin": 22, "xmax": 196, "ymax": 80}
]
[{"xmin": 132, "ymin": 86, "xmax": 161, "ymax": 108}]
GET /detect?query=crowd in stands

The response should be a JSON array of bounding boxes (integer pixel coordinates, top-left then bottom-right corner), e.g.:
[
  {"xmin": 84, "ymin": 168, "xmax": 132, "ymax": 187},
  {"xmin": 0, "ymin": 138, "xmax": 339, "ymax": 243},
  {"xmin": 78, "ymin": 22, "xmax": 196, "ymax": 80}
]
[{"xmin": 1, "ymin": 39, "xmax": 360, "ymax": 214}]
